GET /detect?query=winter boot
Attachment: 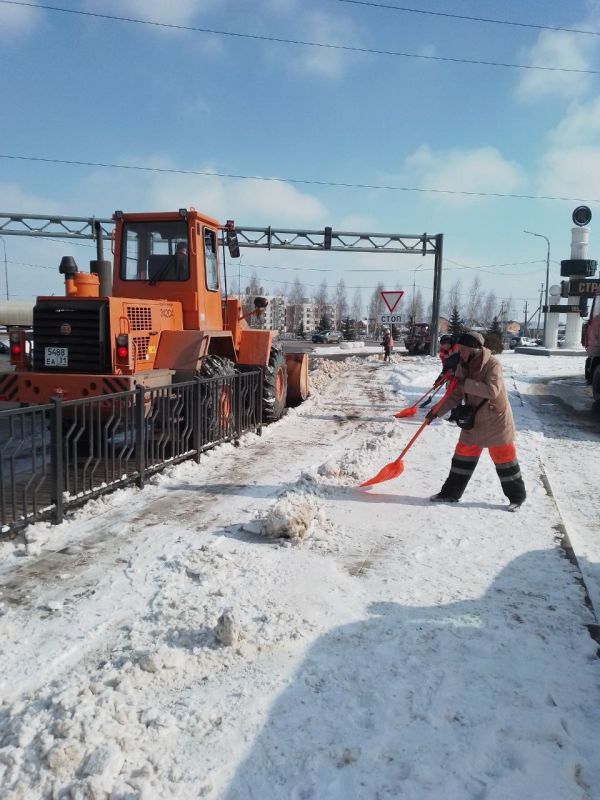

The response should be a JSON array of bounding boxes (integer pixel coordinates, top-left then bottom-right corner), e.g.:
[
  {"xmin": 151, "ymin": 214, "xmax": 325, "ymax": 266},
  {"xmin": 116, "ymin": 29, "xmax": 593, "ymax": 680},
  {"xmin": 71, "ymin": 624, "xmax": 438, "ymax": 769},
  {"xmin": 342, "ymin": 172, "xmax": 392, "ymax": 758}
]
[
  {"xmin": 430, "ymin": 493, "xmax": 458, "ymax": 503},
  {"xmin": 495, "ymin": 459, "xmax": 526, "ymax": 510}
]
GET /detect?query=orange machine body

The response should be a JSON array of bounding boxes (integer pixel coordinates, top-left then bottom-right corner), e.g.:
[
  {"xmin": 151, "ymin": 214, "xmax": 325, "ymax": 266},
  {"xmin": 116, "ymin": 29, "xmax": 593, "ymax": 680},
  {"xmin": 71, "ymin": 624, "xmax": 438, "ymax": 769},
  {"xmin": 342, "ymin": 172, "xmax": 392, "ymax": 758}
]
[{"xmin": 0, "ymin": 208, "xmax": 308, "ymax": 407}]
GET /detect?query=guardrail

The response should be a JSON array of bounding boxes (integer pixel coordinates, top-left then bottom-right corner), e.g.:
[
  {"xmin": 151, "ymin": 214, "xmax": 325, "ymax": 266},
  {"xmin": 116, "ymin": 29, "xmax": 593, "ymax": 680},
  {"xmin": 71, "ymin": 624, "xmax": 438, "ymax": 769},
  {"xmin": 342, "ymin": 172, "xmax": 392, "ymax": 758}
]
[{"xmin": 0, "ymin": 371, "xmax": 262, "ymax": 538}]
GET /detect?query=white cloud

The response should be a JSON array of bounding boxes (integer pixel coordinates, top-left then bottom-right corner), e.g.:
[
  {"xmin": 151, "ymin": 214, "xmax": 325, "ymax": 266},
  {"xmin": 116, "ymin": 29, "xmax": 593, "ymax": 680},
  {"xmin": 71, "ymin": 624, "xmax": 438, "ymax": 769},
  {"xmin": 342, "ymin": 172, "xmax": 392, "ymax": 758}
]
[
  {"xmin": 547, "ymin": 95, "xmax": 600, "ymax": 146},
  {"xmin": 399, "ymin": 145, "xmax": 523, "ymax": 205},
  {"xmin": 0, "ymin": 2, "xmax": 39, "ymax": 39},
  {"xmin": 260, "ymin": 8, "xmax": 360, "ymax": 79},
  {"xmin": 74, "ymin": 156, "xmax": 327, "ymax": 225},
  {"xmin": 536, "ymin": 146, "xmax": 600, "ymax": 200},
  {"xmin": 147, "ymin": 173, "xmax": 327, "ymax": 225},
  {"xmin": 294, "ymin": 11, "xmax": 359, "ymax": 78},
  {"xmin": 0, "ymin": 181, "xmax": 63, "ymax": 214},
  {"xmin": 95, "ymin": 0, "xmax": 215, "ymax": 26},
  {"xmin": 514, "ymin": 30, "xmax": 596, "ymax": 102},
  {"xmin": 535, "ymin": 94, "xmax": 600, "ymax": 200}
]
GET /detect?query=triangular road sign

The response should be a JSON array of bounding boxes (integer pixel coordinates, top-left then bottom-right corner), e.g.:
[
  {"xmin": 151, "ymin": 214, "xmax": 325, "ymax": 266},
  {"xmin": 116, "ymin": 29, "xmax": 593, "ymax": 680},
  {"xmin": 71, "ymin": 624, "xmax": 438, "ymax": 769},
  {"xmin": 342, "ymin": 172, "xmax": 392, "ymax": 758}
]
[{"xmin": 381, "ymin": 290, "xmax": 404, "ymax": 313}]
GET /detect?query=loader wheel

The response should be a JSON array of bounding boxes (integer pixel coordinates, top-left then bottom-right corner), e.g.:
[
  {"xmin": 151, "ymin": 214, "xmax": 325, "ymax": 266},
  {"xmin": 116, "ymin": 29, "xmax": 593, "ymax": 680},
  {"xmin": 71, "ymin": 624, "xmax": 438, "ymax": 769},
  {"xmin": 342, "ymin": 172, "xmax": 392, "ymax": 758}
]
[
  {"xmin": 262, "ymin": 346, "xmax": 287, "ymax": 423},
  {"xmin": 592, "ymin": 364, "xmax": 600, "ymax": 404},
  {"xmin": 199, "ymin": 355, "xmax": 236, "ymax": 441}
]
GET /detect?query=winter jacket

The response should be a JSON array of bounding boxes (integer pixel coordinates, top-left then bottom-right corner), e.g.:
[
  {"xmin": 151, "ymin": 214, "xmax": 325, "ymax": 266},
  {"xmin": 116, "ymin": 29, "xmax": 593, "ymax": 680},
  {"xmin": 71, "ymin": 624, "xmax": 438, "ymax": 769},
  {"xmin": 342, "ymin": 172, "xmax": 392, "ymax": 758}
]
[
  {"xmin": 382, "ymin": 332, "xmax": 393, "ymax": 351},
  {"xmin": 435, "ymin": 347, "xmax": 516, "ymax": 447},
  {"xmin": 437, "ymin": 349, "xmax": 460, "ymax": 379},
  {"xmin": 439, "ymin": 344, "xmax": 459, "ymax": 369}
]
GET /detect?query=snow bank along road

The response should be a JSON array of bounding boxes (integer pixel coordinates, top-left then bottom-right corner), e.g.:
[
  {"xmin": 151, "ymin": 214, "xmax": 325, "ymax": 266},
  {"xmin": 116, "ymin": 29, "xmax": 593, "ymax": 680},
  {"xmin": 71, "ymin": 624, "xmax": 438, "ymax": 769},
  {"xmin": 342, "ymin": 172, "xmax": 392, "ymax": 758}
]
[{"xmin": 0, "ymin": 353, "xmax": 599, "ymax": 799}]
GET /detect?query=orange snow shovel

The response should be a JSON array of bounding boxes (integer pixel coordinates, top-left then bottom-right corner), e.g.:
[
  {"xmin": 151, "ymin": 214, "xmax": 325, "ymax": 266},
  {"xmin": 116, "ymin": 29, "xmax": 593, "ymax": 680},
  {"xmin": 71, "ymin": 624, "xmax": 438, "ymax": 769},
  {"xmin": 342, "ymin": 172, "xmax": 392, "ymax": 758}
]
[
  {"xmin": 393, "ymin": 381, "xmax": 443, "ymax": 418},
  {"xmin": 362, "ymin": 378, "xmax": 458, "ymax": 487}
]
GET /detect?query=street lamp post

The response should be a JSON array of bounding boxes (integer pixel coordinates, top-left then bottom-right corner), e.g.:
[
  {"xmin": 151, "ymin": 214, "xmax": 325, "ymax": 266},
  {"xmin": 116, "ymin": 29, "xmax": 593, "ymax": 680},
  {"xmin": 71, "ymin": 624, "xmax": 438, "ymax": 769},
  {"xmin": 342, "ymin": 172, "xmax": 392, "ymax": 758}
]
[
  {"xmin": 524, "ymin": 230, "xmax": 550, "ymax": 346},
  {"xmin": 0, "ymin": 235, "xmax": 8, "ymax": 301}
]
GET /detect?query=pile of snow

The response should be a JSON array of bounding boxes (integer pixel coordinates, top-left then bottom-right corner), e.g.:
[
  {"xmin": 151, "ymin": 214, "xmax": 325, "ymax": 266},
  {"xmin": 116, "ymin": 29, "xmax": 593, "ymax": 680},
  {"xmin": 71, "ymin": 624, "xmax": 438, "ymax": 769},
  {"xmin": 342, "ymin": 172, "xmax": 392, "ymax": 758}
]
[
  {"xmin": 261, "ymin": 491, "xmax": 326, "ymax": 542},
  {"xmin": 308, "ymin": 357, "xmax": 356, "ymax": 394}
]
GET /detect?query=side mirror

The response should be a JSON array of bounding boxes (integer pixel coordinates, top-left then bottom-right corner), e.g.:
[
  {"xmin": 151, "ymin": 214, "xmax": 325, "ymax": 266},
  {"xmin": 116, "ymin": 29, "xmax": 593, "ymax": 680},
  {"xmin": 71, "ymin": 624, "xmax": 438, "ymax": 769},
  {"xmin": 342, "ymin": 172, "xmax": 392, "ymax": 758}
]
[
  {"xmin": 225, "ymin": 221, "xmax": 241, "ymax": 258},
  {"xmin": 254, "ymin": 296, "xmax": 268, "ymax": 309}
]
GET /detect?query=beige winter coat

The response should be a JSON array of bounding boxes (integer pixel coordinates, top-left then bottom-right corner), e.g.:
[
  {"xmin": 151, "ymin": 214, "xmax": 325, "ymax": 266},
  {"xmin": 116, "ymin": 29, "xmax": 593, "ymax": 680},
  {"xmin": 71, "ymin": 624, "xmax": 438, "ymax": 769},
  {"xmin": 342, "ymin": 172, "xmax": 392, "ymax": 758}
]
[{"xmin": 435, "ymin": 347, "xmax": 516, "ymax": 447}]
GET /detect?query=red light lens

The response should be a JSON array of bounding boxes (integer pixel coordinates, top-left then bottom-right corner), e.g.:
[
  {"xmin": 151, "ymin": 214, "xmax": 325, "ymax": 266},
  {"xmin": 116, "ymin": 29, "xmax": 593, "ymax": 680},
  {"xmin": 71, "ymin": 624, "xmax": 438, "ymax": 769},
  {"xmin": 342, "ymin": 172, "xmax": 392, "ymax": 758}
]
[
  {"xmin": 10, "ymin": 343, "xmax": 21, "ymax": 355},
  {"xmin": 117, "ymin": 346, "xmax": 128, "ymax": 359}
]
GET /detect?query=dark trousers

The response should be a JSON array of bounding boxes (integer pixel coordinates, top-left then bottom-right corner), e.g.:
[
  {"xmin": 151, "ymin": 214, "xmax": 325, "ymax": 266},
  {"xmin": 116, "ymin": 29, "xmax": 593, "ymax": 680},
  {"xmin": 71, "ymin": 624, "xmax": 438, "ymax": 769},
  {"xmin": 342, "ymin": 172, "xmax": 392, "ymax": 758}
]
[{"xmin": 440, "ymin": 442, "xmax": 526, "ymax": 504}]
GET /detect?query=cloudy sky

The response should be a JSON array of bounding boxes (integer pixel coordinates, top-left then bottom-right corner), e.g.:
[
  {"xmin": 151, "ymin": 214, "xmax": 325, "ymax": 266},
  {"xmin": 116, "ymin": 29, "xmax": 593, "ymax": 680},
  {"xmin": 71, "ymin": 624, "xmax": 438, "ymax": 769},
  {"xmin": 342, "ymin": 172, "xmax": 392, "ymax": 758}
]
[{"xmin": 1, "ymin": 0, "xmax": 600, "ymax": 319}]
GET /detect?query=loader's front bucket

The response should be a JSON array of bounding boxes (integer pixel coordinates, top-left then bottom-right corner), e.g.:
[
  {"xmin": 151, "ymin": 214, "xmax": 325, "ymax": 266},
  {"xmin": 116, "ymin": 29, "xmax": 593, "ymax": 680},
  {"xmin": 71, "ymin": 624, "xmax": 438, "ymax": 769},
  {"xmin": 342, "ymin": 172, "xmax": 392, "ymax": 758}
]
[{"xmin": 285, "ymin": 352, "xmax": 309, "ymax": 406}]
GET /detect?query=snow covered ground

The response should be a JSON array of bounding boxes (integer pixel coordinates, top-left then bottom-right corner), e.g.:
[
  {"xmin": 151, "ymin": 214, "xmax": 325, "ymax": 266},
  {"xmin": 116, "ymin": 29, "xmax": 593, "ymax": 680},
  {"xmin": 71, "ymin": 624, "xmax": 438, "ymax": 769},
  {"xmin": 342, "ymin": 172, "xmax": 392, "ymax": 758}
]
[{"xmin": 0, "ymin": 352, "xmax": 599, "ymax": 799}]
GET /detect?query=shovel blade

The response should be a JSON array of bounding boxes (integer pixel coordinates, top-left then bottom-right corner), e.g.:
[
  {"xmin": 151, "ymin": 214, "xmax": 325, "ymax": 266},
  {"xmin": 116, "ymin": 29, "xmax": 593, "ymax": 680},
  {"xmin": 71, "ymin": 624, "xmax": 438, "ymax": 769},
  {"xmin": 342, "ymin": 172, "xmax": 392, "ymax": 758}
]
[
  {"xmin": 360, "ymin": 458, "xmax": 405, "ymax": 487},
  {"xmin": 394, "ymin": 406, "xmax": 417, "ymax": 419}
]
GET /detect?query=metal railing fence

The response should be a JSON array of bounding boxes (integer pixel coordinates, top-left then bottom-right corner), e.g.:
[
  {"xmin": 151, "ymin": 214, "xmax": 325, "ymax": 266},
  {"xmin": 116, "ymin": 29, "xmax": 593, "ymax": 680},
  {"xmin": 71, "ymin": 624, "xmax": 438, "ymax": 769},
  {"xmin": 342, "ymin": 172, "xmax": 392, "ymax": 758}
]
[{"xmin": 0, "ymin": 370, "xmax": 262, "ymax": 537}]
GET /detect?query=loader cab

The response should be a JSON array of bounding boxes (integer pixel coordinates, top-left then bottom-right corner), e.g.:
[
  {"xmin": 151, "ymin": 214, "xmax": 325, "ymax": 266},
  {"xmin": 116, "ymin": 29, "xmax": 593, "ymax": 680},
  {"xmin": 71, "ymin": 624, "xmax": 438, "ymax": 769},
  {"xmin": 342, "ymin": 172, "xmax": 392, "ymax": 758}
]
[{"xmin": 111, "ymin": 209, "xmax": 224, "ymax": 331}]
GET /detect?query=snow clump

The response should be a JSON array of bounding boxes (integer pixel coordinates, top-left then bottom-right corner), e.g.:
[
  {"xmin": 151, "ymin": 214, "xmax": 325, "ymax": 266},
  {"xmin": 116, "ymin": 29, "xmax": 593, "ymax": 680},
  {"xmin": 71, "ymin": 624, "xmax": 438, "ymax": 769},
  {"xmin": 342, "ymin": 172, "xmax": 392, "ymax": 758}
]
[
  {"xmin": 262, "ymin": 492, "xmax": 327, "ymax": 542},
  {"xmin": 215, "ymin": 609, "xmax": 240, "ymax": 647}
]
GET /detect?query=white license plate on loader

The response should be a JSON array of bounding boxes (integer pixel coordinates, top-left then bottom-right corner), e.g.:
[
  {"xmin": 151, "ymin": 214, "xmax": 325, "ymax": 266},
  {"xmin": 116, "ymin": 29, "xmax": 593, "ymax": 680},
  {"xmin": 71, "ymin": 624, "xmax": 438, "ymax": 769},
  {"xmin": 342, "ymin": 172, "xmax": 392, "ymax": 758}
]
[{"xmin": 45, "ymin": 346, "xmax": 68, "ymax": 367}]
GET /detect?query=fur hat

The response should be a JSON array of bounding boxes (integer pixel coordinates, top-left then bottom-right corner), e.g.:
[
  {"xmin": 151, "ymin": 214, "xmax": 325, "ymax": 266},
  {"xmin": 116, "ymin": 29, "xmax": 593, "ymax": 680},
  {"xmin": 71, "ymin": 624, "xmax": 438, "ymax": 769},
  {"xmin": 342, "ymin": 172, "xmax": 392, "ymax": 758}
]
[{"xmin": 458, "ymin": 330, "xmax": 485, "ymax": 349}]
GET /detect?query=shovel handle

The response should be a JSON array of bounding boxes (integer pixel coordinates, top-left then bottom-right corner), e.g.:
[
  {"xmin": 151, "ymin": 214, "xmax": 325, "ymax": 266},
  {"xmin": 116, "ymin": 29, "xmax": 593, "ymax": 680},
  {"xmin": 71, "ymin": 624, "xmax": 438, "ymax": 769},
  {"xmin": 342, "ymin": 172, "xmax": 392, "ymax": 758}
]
[
  {"xmin": 396, "ymin": 417, "xmax": 431, "ymax": 462},
  {"xmin": 419, "ymin": 382, "xmax": 444, "ymax": 408}
]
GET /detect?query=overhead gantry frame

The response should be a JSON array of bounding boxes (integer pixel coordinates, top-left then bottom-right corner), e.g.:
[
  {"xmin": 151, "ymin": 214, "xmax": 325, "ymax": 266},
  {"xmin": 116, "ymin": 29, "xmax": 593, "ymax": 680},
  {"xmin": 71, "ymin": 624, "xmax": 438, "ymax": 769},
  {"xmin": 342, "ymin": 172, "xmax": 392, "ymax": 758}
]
[{"xmin": 0, "ymin": 212, "xmax": 444, "ymax": 354}]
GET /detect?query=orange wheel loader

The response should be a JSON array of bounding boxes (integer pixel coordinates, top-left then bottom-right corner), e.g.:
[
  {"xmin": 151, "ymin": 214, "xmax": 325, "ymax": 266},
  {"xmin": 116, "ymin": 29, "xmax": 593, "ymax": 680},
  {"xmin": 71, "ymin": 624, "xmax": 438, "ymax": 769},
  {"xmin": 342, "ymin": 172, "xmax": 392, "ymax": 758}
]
[{"xmin": 0, "ymin": 208, "xmax": 309, "ymax": 421}]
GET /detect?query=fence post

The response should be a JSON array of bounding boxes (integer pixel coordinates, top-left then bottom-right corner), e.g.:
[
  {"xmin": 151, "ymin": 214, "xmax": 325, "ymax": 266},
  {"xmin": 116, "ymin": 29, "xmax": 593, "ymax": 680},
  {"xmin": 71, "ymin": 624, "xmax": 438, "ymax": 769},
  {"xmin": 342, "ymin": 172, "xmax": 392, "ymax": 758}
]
[
  {"xmin": 257, "ymin": 369, "xmax": 263, "ymax": 437},
  {"xmin": 193, "ymin": 377, "xmax": 202, "ymax": 463},
  {"xmin": 135, "ymin": 384, "xmax": 146, "ymax": 488},
  {"xmin": 50, "ymin": 396, "xmax": 64, "ymax": 525}
]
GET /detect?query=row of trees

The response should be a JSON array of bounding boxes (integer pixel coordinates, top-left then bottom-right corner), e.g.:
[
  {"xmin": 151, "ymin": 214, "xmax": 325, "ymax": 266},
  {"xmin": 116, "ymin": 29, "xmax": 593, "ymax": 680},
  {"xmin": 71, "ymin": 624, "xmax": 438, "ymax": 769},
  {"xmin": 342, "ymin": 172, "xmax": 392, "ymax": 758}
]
[{"xmin": 232, "ymin": 272, "xmax": 517, "ymax": 333}]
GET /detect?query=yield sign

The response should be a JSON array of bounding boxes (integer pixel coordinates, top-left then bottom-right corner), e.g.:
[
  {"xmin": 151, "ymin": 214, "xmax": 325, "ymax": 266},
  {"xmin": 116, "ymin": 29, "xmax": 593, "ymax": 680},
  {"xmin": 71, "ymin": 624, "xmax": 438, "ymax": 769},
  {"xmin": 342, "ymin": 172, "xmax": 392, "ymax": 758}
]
[{"xmin": 380, "ymin": 290, "xmax": 404, "ymax": 313}]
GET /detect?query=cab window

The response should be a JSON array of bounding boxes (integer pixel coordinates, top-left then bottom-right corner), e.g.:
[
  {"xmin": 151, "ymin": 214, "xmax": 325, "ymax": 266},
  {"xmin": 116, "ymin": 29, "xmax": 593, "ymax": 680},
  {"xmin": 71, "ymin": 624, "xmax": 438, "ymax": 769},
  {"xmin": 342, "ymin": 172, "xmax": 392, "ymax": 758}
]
[
  {"xmin": 203, "ymin": 227, "xmax": 219, "ymax": 291},
  {"xmin": 120, "ymin": 220, "xmax": 189, "ymax": 282},
  {"xmin": 591, "ymin": 294, "xmax": 600, "ymax": 319}
]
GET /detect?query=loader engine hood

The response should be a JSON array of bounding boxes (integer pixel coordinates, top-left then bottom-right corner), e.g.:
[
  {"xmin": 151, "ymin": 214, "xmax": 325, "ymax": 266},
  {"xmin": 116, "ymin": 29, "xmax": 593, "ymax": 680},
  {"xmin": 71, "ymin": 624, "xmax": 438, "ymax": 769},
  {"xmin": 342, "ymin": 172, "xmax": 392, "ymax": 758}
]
[{"xmin": 32, "ymin": 298, "xmax": 110, "ymax": 374}]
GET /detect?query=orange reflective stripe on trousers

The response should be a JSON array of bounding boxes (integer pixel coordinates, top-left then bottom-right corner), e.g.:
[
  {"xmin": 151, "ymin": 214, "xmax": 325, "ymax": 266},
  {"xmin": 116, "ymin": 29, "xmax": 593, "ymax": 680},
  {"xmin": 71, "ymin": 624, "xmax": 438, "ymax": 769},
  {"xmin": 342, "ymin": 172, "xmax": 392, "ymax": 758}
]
[{"xmin": 455, "ymin": 441, "xmax": 517, "ymax": 465}]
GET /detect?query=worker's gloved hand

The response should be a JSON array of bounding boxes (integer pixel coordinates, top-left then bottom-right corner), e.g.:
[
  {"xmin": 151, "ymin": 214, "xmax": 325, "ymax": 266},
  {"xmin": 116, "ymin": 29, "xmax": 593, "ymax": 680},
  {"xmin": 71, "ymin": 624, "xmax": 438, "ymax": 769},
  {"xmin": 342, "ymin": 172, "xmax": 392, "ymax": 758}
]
[{"xmin": 425, "ymin": 410, "xmax": 437, "ymax": 423}]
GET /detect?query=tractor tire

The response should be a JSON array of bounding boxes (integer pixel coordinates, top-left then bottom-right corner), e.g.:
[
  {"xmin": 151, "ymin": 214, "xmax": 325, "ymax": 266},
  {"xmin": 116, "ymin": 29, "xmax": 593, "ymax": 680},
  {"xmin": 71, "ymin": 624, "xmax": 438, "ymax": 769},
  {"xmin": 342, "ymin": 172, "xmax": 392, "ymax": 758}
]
[
  {"xmin": 199, "ymin": 354, "xmax": 236, "ymax": 381},
  {"xmin": 262, "ymin": 345, "xmax": 287, "ymax": 423},
  {"xmin": 592, "ymin": 364, "xmax": 600, "ymax": 404},
  {"xmin": 198, "ymin": 355, "xmax": 236, "ymax": 442}
]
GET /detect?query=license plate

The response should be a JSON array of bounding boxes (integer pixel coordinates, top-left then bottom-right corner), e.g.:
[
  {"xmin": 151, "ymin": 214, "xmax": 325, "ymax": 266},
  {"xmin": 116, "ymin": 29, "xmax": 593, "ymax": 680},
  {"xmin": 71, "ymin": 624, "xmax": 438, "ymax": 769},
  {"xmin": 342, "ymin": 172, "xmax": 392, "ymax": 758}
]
[{"xmin": 45, "ymin": 346, "xmax": 68, "ymax": 367}]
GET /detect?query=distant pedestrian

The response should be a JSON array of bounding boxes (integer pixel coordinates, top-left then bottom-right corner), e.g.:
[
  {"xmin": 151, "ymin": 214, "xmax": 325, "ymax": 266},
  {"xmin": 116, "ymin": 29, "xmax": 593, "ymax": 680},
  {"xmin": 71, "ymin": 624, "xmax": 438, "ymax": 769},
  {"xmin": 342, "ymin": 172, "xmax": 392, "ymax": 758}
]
[
  {"xmin": 382, "ymin": 328, "xmax": 393, "ymax": 362},
  {"xmin": 427, "ymin": 330, "xmax": 526, "ymax": 511}
]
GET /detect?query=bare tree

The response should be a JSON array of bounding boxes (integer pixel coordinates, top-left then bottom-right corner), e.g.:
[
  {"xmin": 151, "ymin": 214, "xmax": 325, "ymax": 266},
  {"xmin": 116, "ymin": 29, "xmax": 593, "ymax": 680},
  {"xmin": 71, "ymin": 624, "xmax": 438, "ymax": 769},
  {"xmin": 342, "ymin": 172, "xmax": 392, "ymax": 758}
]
[
  {"xmin": 314, "ymin": 278, "xmax": 328, "ymax": 323},
  {"xmin": 368, "ymin": 282, "xmax": 386, "ymax": 338},
  {"xmin": 288, "ymin": 276, "xmax": 305, "ymax": 305},
  {"xmin": 481, "ymin": 289, "xmax": 497, "ymax": 329},
  {"xmin": 351, "ymin": 288, "xmax": 362, "ymax": 323},
  {"xmin": 334, "ymin": 278, "xmax": 348, "ymax": 327},
  {"xmin": 287, "ymin": 276, "xmax": 306, "ymax": 335},
  {"xmin": 464, "ymin": 276, "xmax": 484, "ymax": 327},
  {"xmin": 443, "ymin": 279, "xmax": 463, "ymax": 319}
]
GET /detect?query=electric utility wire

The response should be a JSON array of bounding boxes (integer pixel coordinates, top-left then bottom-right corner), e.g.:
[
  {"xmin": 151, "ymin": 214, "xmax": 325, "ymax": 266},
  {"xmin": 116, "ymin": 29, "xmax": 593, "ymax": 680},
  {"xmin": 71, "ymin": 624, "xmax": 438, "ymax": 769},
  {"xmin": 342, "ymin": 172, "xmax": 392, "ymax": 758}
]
[
  {"xmin": 1, "ymin": 154, "xmax": 598, "ymax": 204},
  {"xmin": 336, "ymin": 0, "xmax": 600, "ymax": 38},
  {"xmin": 0, "ymin": 0, "xmax": 598, "ymax": 74}
]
